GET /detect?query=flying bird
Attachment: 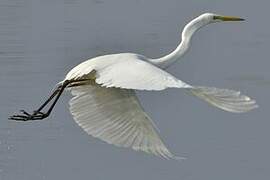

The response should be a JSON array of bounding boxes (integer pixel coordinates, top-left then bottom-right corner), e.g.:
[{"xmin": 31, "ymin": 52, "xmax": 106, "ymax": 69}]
[{"xmin": 10, "ymin": 13, "xmax": 258, "ymax": 159}]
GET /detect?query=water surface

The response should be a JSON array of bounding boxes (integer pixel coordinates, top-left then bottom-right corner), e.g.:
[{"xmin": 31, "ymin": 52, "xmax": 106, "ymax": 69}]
[{"xmin": 1, "ymin": 0, "xmax": 270, "ymax": 179}]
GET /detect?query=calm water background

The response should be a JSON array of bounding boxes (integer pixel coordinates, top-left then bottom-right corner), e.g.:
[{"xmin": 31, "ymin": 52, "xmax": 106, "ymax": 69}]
[{"xmin": 1, "ymin": 0, "xmax": 270, "ymax": 179}]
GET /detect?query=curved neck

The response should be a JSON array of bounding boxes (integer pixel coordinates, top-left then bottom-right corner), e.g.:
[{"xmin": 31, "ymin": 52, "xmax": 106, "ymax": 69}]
[{"xmin": 149, "ymin": 16, "xmax": 209, "ymax": 69}]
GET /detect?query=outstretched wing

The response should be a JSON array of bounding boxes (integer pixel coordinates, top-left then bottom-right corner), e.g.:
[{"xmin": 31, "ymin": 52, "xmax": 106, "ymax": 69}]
[
  {"xmin": 68, "ymin": 82, "xmax": 180, "ymax": 159},
  {"xmin": 95, "ymin": 59, "xmax": 191, "ymax": 90}
]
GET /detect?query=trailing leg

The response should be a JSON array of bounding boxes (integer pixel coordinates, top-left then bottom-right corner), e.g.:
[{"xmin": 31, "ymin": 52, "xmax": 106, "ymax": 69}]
[{"xmin": 9, "ymin": 79, "xmax": 90, "ymax": 121}]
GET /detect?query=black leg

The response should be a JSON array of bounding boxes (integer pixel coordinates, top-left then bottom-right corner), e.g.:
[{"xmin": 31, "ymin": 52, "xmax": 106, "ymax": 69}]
[
  {"xmin": 9, "ymin": 79, "xmax": 89, "ymax": 121},
  {"xmin": 35, "ymin": 86, "xmax": 62, "ymax": 113}
]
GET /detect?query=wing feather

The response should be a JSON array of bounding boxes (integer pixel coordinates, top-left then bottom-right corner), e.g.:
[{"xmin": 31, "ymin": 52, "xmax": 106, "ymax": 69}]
[{"xmin": 69, "ymin": 83, "xmax": 180, "ymax": 159}]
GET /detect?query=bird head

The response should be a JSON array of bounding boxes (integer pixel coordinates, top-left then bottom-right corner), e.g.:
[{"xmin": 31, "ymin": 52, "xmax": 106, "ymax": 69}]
[{"xmin": 181, "ymin": 13, "xmax": 245, "ymax": 40}]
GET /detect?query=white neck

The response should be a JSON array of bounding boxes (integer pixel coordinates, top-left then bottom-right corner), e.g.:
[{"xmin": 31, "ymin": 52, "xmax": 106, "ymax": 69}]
[{"xmin": 149, "ymin": 15, "xmax": 209, "ymax": 69}]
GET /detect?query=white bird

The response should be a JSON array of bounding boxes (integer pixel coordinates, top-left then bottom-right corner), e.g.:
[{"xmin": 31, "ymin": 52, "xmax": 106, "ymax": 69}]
[{"xmin": 10, "ymin": 13, "xmax": 258, "ymax": 159}]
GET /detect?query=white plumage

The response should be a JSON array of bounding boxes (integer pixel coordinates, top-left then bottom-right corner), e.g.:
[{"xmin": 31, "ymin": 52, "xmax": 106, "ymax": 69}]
[
  {"xmin": 10, "ymin": 13, "xmax": 258, "ymax": 159},
  {"xmin": 62, "ymin": 13, "xmax": 257, "ymax": 159},
  {"xmin": 64, "ymin": 51, "xmax": 257, "ymax": 159},
  {"xmin": 65, "ymin": 53, "xmax": 191, "ymax": 159},
  {"xmin": 69, "ymin": 83, "xmax": 178, "ymax": 159}
]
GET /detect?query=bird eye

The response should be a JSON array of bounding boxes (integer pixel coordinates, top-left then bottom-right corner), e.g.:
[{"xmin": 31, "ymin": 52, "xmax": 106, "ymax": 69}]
[{"xmin": 213, "ymin": 16, "xmax": 219, "ymax": 20}]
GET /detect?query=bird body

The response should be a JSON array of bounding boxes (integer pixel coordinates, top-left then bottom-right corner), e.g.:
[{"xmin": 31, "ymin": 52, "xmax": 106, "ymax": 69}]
[
  {"xmin": 10, "ymin": 13, "xmax": 258, "ymax": 160},
  {"xmin": 64, "ymin": 53, "xmax": 191, "ymax": 90}
]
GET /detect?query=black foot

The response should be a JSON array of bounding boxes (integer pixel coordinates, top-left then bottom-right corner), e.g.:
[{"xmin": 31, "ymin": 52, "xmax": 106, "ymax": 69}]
[{"xmin": 9, "ymin": 110, "xmax": 48, "ymax": 121}]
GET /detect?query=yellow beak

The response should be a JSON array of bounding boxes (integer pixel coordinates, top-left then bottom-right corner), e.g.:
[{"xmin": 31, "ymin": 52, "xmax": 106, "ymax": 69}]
[{"xmin": 214, "ymin": 15, "xmax": 245, "ymax": 21}]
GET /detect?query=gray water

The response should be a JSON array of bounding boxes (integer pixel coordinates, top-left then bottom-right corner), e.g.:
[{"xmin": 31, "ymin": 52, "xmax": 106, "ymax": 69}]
[{"xmin": 1, "ymin": 0, "xmax": 270, "ymax": 179}]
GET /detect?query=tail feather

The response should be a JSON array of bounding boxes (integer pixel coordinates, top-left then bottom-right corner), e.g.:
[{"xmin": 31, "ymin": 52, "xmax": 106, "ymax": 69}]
[{"xmin": 189, "ymin": 86, "xmax": 258, "ymax": 113}]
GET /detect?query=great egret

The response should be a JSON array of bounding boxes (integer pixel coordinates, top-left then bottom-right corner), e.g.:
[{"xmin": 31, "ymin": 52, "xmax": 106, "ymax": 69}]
[{"xmin": 10, "ymin": 13, "xmax": 258, "ymax": 159}]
